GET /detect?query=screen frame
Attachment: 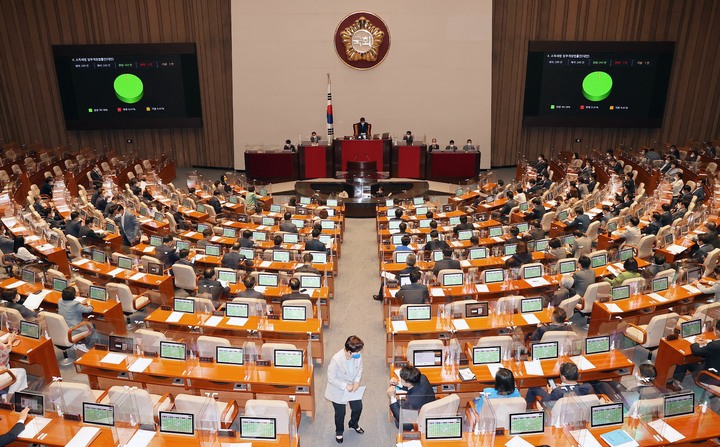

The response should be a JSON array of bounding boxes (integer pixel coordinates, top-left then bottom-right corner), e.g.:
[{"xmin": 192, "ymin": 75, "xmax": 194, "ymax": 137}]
[
  {"xmin": 590, "ymin": 402, "xmax": 624, "ymax": 428},
  {"xmin": 159, "ymin": 411, "xmax": 195, "ymax": 435},
  {"xmin": 425, "ymin": 416, "xmax": 463, "ymax": 440},
  {"xmin": 83, "ymin": 402, "xmax": 115, "ymax": 427},
  {"xmin": 239, "ymin": 416, "xmax": 278, "ymax": 440}
]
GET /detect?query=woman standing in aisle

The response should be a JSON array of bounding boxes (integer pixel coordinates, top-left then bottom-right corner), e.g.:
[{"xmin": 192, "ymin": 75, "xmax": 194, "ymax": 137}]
[{"xmin": 325, "ymin": 335, "xmax": 365, "ymax": 443}]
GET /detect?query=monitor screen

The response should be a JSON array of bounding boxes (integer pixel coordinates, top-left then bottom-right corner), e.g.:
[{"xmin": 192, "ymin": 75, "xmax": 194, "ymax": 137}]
[
  {"xmin": 473, "ymin": 346, "xmax": 501, "ymax": 365},
  {"xmin": 326, "ymin": 208, "xmax": 337, "ymax": 217},
  {"xmin": 173, "ymin": 298, "xmax": 195, "ymax": 313},
  {"xmin": 117, "ymin": 256, "xmax": 133, "ymax": 270},
  {"xmin": 239, "ymin": 248, "xmax": 255, "ymax": 260},
  {"xmin": 612, "ymin": 285, "xmax": 630, "ymax": 301},
  {"xmin": 252, "ymin": 231, "xmax": 267, "ymax": 242},
  {"xmin": 272, "ymin": 250, "xmax": 291, "ymax": 263},
  {"xmin": 394, "ymin": 251, "xmax": 411, "ymax": 264},
  {"xmin": 154, "ymin": 212, "xmax": 164, "ymax": 222},
  {"xmin": 523, "ymin": 265, "xmax": 543, "ymax": 279},
  {"xmin": 406, "ymin": 305, "xmax": 432, "ymax": 321},
  {"xmin": 442, "ymin": 273, "xmax": 464, "ymax": 287},
  {"xmin": 469, "ymin": 247, "xmax": 487, "ymax": 260},
  {"xmin": 300, "ymin": 275, "xmax": 322, "ymax": 289},
  {"xmin": 261, "ymin": 217, "xmax": 275, "ymax": 227},
  {"xmin": 205, "ymin": 244, "xmax": 221, "ymax": 257},
  {"xmin": 269, "ymin": 204, "xmax": 281, "ymax": 213},
  {"xmin": 607, "ymin": 221, "xmax": 618, "ymax": 232},
  {"xmin": 282, "ymin": 306, "xmax": 307, "ymax": 321},
  {"xmin": 292, "ymin": 219, "xmax": 305, "ymax": 228},
  {"xmin": 197, "ymin": 223, "xmax": 209, "ymax": 233},
  {"xmin": 225, "ymin": 302, "xmax": 249, "ymax": 318},
  {"xmin": 488, "ymin": 226, "xmax": 503, "ymax": 238},
  {"xmin": 160, "ymin": 341, "xmax": 187, "ymax": 360},
  {"xmin": 413, "ymin": 349, "xmax": 443, "ymax": 367},
  {"xmin": 509, "ymin": 411, "xmax": 545, "ymax": 436},
  {"xmin": 318, "ymin": 235, "xmax": 333, "ymax": 247},
  {"xmin": 590, "ymin": 403, "xmax": 624, "ymax": 428},
  {"xmin": 150, "ymin": 235, "xmax": 163, "ymax": 247},
  {"xmin": 484, "ymin": 269, "xmax": 504, "ymax": 284},
  {"xmin": 300, "ymin": 196, "xmax": 311, "ymax": 205},
  {"xmin": 385, "ymin": 199, "xmax": 394, "ymax": 207},
  {"xmin": 455, "ymin": 188, "xmax": 464, "ymax": 197},
  {"xmin": 159, "ymin": 411, "xmax": 194, "ymax": 435},
  {"xmin": 585, "ymin": 335, "xmax": 610, "ymax": 355},
  {"xmin": 89, "ymin": 285, "xmax": 107, "ymax": 301},
  {"xmin": 449, "ymin": 217, "xmax": 461, "ymax": 226},
  {"xmin": 519, "ymin": 202, "xmax": 530, "ymax": 212},
  {"xmin": 457, "ymin": 230, "xmax": 473, "ymax": 241},
  {"xmin": 176, "ymin": 240, "xmax": 190, "ymax": 252},
  {"xmin": 652, "ymin": 277, "xmax": 669, "ymax": 293},
  {"xmin": 432, "ymin": 251, "xmax": 444, "ymax": 262},
  {"xmin": 19, "ymin": 320, "xmax": 40, "ymax": 339},
  {"xmin": 327, "ymin": 199, "xmax": 339, "ymax": 207},
  {"xmin": 321, "ymin": 220, "xmax": 335, "ymax": 230},
  {"xmin": 14, "ymin": 392, "xmax": 44, "ymax": 416},
  {"xmin": 521, "ymin": 297, "xmax": 543, "ymax": 313},
  {"xmin": 419, "ymin": 219, "xmax": 431, "ymax": 228},
  {"xmin": 681, "ymin": 319, "xmax": 702, "ymax": 339},
  {"xmin": 531, "ymin": 341, "xmax": 558, "ymax": 360},
  {"xmin": 562, "ymin": 235, "xmax": 575, "ymax": 246},
  {"xmin": 504, "ymin": 244, "xmax": 517, "ymax": 256},
  {"xmin": 591, "ymin": 254, "xmax": 607, "ymax": 268},
  {"xmin": 216, "ymin": 346, "xmax": 244, "ymax": 365},
  {"xmin": 239, "ymin": 417, "xmax": 277, "ymax": 440},
  {"xmin": 52, "ymin": 277, "xmax": 68, "ymax": 292},
  {"xmin": 105, "ymin": 222, "xmax": 116, "ymax": 233},
  {"xmin": 399, "ymin": 274, "xmax": 411, "ymax": 287},
  {"xmin": 258, "ymin": 273, "xmax": 278, "ymax": 287},
  {"xmin": 619, "ymin": 247, "xmax": 634, "ymax": 261},
  {"xmin": 516, "ymin": 222, "xmax": 529, "ymax": 233},
  {"xmin": 534, "ymin": 239, "xmax": 550, "ymax": 252},
  {"xmin": 665, "ymin": 233, "xmax": 674, "ymax": 245},
  {"xmin": 558, "ymin": 259, "xmax": 577, "ymax": 274},
  {"xmin": 21, "ymin": 269, "xmax": 35, "ymax": 284},
  {"xmin": 425, "ymin": 416, "xmax": 463, "ymax": 440},
  {"xmin": 223, "ymin": 227, "xmax": 237, "ymax": 238},
  {"xmin": 83, "ymin": 402, "xmax": 115, "ymax": 427},
  {"xmin": 557, "ymin": 210, "xmax": 569, "ymax": 221},
  {"xmin": 218, "ymin": 270, "xmax": 237, "ymax": 284},
  {"xmin": 283, "ymin": 233, "xmax": 299, "ymax": 244},
  {"xmin": 664, "ymin": 393, "xmax": 695, "ymax": 418},
  {"xmin": 109, "ymin": 335, "xmax": 134, "ymax": 354},
  {"xmin": 415, "ymin": 206, "xmax": 428, "ymax": 216},
  {"xmin": 466, "ymin": 302, "xmax": 489, "ymax": 318},
  {"xmin": 413, "ymin": 197, "xmax": 424, "ymax": 206},
  {"xmin": 274, "ymin": 349, "xmax": 303, "ymax": 368},
  {"xmin": 687, "ymin": 267, "xmax": 702, "ymax": 283},
  {"xmin": 92, "ymin": 250, "xmax": 107, "ymax": 263},
  {"xmin": 388, "ymin": 220, "xmax": 401, "ymax": 231}
]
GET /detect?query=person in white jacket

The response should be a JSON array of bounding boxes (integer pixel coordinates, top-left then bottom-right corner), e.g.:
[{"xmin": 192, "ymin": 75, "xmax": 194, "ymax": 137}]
[{"xmin": 325, "ymin": 335, "xmax": 365, "ymax": 443}]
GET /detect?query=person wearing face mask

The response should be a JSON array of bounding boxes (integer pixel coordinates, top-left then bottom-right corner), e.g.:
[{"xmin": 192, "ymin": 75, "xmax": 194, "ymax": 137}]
[
  {"xmin": 428, "ymin": 138, "xmax": 440, "ymax": 152},
  {"xmin": 387, "ymin": 365, "xmax": 435, "ymax": 429},
  {"xmin": 325, "ymin": 335, "xmax": 365, "ymax": 443}
]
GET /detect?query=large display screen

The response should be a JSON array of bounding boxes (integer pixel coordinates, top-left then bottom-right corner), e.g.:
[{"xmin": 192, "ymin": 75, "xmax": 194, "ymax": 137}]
[
  {"xmin": 53, "ymin": 43, "xmax": 202, "ymax": 129},
  {"xmin": 523, "ymin": 41, "xmax": 674, "ymax": 127}
]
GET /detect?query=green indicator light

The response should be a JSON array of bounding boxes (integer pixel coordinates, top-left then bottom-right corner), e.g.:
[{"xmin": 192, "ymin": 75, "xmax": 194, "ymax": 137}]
[
  {"xmin": 550, "ymin": 105, "xmax": 555, "ymax": 109},
  {"xmin": 88, "ymin": 108, "xmax": 93, "ymax": 113},
  {"xmin": 582, "ymin": 71, "xmax": 612, "ymax": 102},
  {"xmin": 114, "ymin": 73, "xmax": 144, "ymax": 104}
]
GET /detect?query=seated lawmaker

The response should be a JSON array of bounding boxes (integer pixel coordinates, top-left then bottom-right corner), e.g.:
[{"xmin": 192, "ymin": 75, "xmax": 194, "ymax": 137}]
[
  {"xmin": 238, "ymin": 275, "xmax": 264, "ymax": 299},
  {"xmin": 396, "ymin": 270, "xmax": 429, "ymax": 304},
  {"xmin": 433, "ymin": 247, "xmax": 461, "ymax": 277},
  {"xmin": 423, "ymin": 230, "xmax": 449, "ymax": 254},
  {"xmin": 309, "ymin": 131, "xmax": 321, "ymax": 143},
  {"xmin": 671, "ymin": 319, "xmax": 720, "ymax": 388},
  {"xmin": 604, "ymin": 257, "xmax": 641, "ymax": 287},
  {"xmin": 221, "ymin": 242, "xmax": 244, "ymax": 269},
  {"xmin": 525, "ymin": 362, "xmax": 593, "ymax": 406},
  {"xmin": 296, "ymin": 252, "xmax": 322, "ymax": 275},
  {"xmin": 463, "ymin": 139, "xmax": 476, "ymax": 151},
  {"xmin": 281, "ymin": 278, "xmax": 310, "ymax": 303},
  {"xmin": 198, "ymin": 267, "xmax": 230, "ymax": 306},
  {"xmin": 354, "ymin": 117, "xmax": 370, "ymax": 139},
  {"xmin": 283, "ymin": 139, "xmax": 296, "ymax": 151},
  {"xmin": 387, "ymin": 365, "xmax": 435, "ymax": 429},
  {"xmin": 375, "ymin": 253, "xmax": 420, "ymax": 301},
  {"xmin": 474, "ymin": 367, "xmax": 521, "ymax": 410},
  {"xmin": 445, "ymin": 140, "xmax": 458, "ymax": 151},
  {"xmin": 428, "ymin": 138, "xmax": 440, "ymax": 152},
  {"xmin": 395, "ymin": 235, "xmax": 412, "ymax": 252},
  {"xmin": 529, "ymin": 308, "xmax": 567, "ymax": 341},
  {"xmin": 402, "ymin": 131, "xmax": 414, "ymax": 145},
  {"xmin": 564, "ymin": 206, "xmax": 590, "ymax": 233},
  {"xmin": 505, "ymin": 241, "xmax": 532, "ymax": 268},
  {"xmin": 527, "ymin": 198, "xmax": 545, "ymax": 220},
  {"xmin": 279, "ymin": 212, "xmax": 298, "ymax": 233}
]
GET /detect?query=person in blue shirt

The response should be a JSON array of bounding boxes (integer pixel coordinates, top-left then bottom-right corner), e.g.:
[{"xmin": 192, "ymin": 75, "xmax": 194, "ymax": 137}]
[
  {"xmin": 474, "ymin": 367, "xmax": 521, "ymax": 410},
  {"xmin": 395, "ymin": 235, "xmax": 413, "ymax": 252}
]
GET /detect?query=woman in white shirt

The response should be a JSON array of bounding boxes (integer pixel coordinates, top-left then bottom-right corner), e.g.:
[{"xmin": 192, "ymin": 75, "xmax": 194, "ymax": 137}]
[{"xmin": 325, "ymin": 335, "xmax": 364, "ymax": 443}]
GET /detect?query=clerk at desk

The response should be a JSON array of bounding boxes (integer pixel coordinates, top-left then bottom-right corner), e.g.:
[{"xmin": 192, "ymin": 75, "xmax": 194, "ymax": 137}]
[{"xmin": 354, "ymin": 117, "xmax": 371, "ymax": 139}]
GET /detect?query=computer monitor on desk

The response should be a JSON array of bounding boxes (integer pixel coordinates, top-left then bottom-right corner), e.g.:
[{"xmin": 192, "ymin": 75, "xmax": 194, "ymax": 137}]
[
  {"xmin": 472, "ymin": 346, "xmax": 501, "ymax": 365},
  {"xmin": 652, "ymin": 277, "xmax": 669, "ymax": 293},
  {"xmin": 664, "ymin": 393, "xmax": 695, "ymax": 418},
  {"xmin": 258, "ymin": 273, "xmax": 279, "ymax": 287},
  {"xmin": 469, "ymin": 247, "xmax": 487, "ymax": 260},
  {"xmin": 611, "ymin": 285, "xmax": 630, "ymax": 301},
  {"xmin": 521, "ymin": 297, "xmax": 543, "ymax": 313},
  {"xmin": 19, "ymin": 320, "xmax": 40, "ymax": 339},
  {"xmin": 591, "ymin": 253, "xmax": 607, "ymax": 268},
  {"xmin": 272, "ymin": 250, "xmax": 291, "ymax": 263},
  {"xmin": 558, "ymin": 259, "xmax": 577, "ymax": 274},
  {"xmin": 681, "ymin": 319, "xmax": 702, "ymax": 339},
  {"xmin": 442, "ymin": 272, "xmax": 464, "ymax": 287},
  {"xmin": 160, "ymin": 341, "xmax": 187, "ymax": 361},
  {"xmin": 216, "ymin": 346, "xmax": 244, "ymax": 365},
  {"xmin": 83, "ymin": 402, "xmax": 115, "ymax": 426},
  {"xmin": 52, "ymin": 277, "xmax": 68, "ymax": 292},
  {"xmin": 159, "ymin": 411, "xmax": 194, "ymax": 435},
  {"xmin": 509, "ymin": 411, "xmax": 545, "ymax": 436},
  {"xmin": 425, "ymin": 416, "xmax": 463, "ymax": 440},
  {"xmin": 483, "ymin": 269, "xmax": 504, "ymax": 284},
  {"xmin": 205, "ymin": 244, "xmax": 221, "ymax": 257},
  {"xmin": 174, "ymin": 298, "xmax": 195, "ymax": 314},
  {"xmin": 394, "ymin": 251, "xmax": 411, "ymax": 264},
  {"xmin": 488, "ymin": 226, "xmax": 503, "ymax": 238},
  {"xmin": 14, "ymin": 391, "xmax": 44, "ymax": 416},
  {"xmin": 274, "ymin": 349, "xmax": 304, "ymax": 368},
  {"xmin": 226, "ymin": 302, "xmax": 249, "ymax": 318},
  {"xmin": 406, "ymin": 305, "xmax": 431, "ymax": 321},
  {"xmin": 590, "ymin": 403, "xmax": 623, "ymax": 428},
  {"xmin": 89, "ymin": 285, "xmax": 107, "ymax": 301},
  {"xmin": 585, "ymin": 335, "xmax": 610, "ymax": 355},
  {"xmin": 619, "ymin": 247, "xmax": 634, "ymax": 262},
  {"xmin": 457, "ymin": 230, "xmax": 473, "ymax": 241},
  {"xmin": 412, "ymin": 349, "xmax": 443, "ymax": 367},
  {"xmin": 239, "ymin": 417, "xmax": 277, "ymax": 440},
  {"xmin": 176, "ymin": 240, "xmax": 190, "ymax": 252},
  {"xmin": 531, "ymin": 341, "xmax": 558, "ymax": 361},
  {"xmin": 466, "ymin": 302, "xmax": 489, "ymax": 318}
]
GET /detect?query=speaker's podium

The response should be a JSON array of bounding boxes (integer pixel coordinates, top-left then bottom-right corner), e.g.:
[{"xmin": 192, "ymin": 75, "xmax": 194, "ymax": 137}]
[{"xmin": 332, "ymin": 137, "xmax": 392, "ymax": 174}]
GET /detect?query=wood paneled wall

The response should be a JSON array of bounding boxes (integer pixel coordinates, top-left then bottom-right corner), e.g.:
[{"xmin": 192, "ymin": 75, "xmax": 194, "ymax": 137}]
[
  {"xmin": 492, "ymin": 0, "xmax": 720, "ymax": 166},
  {"xmin": 0, "ymin": 0, "xmax": 233, "ymax": 168}
]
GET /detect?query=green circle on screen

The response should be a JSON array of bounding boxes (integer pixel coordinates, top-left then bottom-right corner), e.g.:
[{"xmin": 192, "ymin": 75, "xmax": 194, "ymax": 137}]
[
  {"xmin": 582, "ymin": 71, "xmax": 613, "ymax": 102},
  {"xmin": 114, "ymin": 73, "xmax": 144, "ymax": 104}
]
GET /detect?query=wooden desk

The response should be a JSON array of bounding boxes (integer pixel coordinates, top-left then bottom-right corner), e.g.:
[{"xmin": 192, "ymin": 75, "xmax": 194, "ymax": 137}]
[
  {"xmin": 4, "ymin": 331, "xmax": 61, "ymax": 384},
  {"xmin": 653, "ymin": 332, "xmax": 716, "ymax": 387},
  {"xmin": 588, "ymin": 284, "xmax": 702, "ymax": 336},
  {"xmin": 75, "ymin": 348, "xmax": 317, "ymax": 418},
  {"xmin": 144, "ymin": 308, "xmax": 325, "ymax": 364},
  {"xmin": 1, "ymin": 216, "xmax": 71, "ymax": 275}
]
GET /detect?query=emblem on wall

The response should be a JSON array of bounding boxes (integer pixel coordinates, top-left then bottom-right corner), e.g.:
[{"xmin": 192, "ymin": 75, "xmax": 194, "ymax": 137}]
[{"xmin": 334, "ymin": 12, "xmax": 390, "ymax": 70}]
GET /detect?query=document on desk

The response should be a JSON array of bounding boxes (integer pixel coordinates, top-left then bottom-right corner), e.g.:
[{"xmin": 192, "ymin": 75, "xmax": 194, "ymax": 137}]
[
  {"xmin": 108, "ymin": 267, "xmax": 125, "ymax": 277},
  {"xmin": 476, "ymin": 284, "xmax": 489, "ymax": 293},
  {"xmin": 665, "ymin": 244, "xmax": 687, "ymax": 254},
  {"xmin": 599, "ymin": 428, "xmax": 639, "ymax": 447},
  {"xmin": 525, "ymin": 277, "xmax": 551, "ymax": 288},
  {"xmin": 391, "ymin": 320, "xmax": 408, "ymax": 333},
  {"xmin": 143, "ymin": 246, "xmax": 154, "ymax": 253},
  {"xmin": 130, "ymin": 272, "xmax": 146, "ymax": 281},
  {"xmin": 381, "ymin": 271, "xmax": 396, "ymax": 280},
  {"xmin": 396, "ymin": 441, "xmax": 423, "ymax": 447},
  {"xmin": 487, "ymin": 363, "xmax": 503, "ymax": 378},
  {"xmin": 523, "ymin": 360, "xmax": 544, "ymax": 376},
  {"xmin": 23, "ymin": 290, "xmax": 51, "ymax": 310},
  {"xmin": 18, "ymin": 417, "xmax": 52, "ymax": 438},
  {"xmin": 682, "ymin": 284, "xmax": 702, "ymax": 294},
  {"xmin": 74, "ymin": 258, "xmax": 90, "ymax": 266},
  {"xmin": 204, "ymin": 315, "xmax": 223, "ymax": 327},
  {"xmin": 128, "ymin": 358, "xmax": 153, "ymax": 373},
  {"xmin": 100, "ymin": 353, "xmax": 128, "ymax": 364},
  {"xmin": 606, "ymin": 265, "xmax": 620, "ymax": 277},
  {"xmin": 604, "ymin": 303, "xmax": 624, "ymax": 313},
  {"xmin": 185, "ymin": 231, "xmax": 198, "ymax": 237},
  {"xmin": 521, "ymin": 313, "xmax": 541, "ymax": 325},
  {"xmin": 450, "ymin": 240, "xmax": 463, "ymax": 248},
  {"xmin": 341, "ymin": 385, "xmax": 366, "ymax": 402},
  {"xmin": 569, "ymin": 429, "xmax": 602, "ymax": 447},
  {"xmin": 126, "ymin": 430, "xmax": 156, "ymax": 447},
  {"xmin": 226, "ymin": 317, "xmax": 248, "ymax": 327},
  {"xmin": 505, "ymin": 435, "xmax": 535, "ymax": 447},
  {"xmin": 648, "ymin": 293, "xmax": 667, "ymax": 302},
  {"xmin": 165, "ymin": 312, "xmax": 184, "ymax": 323},
  {"xmin": 492, "ymin": 237, "xmax": 505, "ymax": 243},
  {"xmin": 452, "ymin": 319, "xmax": 470, "ymax": 331},
  {"xmin": 460, "ymin": 260, "xmax": 472, "ymax": 268},
  {"xmin": 5, "ymin": 280, "xmax": 25, "ymax": 289},
  {"xmin": 259, "ymin": 261, "xmax": 272, "ymax": 268},
  {"xmin": 569, "ymin": 355, "xmax": 596, "ymax": 371},
  {"xmin": 66, "ymin": 426, "xmax": 100, "ymax": 447},
  {"xmin": 211, "ymin": 236, "xmax": 222, "ymax": 242},
  {"xmin": 430, "ymin": 288, "xmax": 444, "ymax": 297},
  {"xmin": 648, "ymin": 419, "xmax": 685, "ymax": 443}
]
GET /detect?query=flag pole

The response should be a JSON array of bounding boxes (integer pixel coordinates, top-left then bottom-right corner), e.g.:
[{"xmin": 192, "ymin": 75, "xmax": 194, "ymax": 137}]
[{"xmin": 326, "ymin": 73, "xmax": 334, "ymax": 142}]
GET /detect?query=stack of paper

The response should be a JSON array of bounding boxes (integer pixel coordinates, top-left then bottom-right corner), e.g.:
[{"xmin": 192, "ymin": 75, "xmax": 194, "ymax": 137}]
[
  {"xmin": 130, "ymin": 272, "xmax": 146, "ymax": 281},
  {"xmin": 648, "ymin": 293, "xmax": 667, "ymax": 302},
  {"xmin": 476, "ymin": 284, "xmax": 489, "ymax": 293},
  {"xmin": 525, "ymin": 277, "xmax": 551, "ymax": 287},
  {"xmin": 452, "ymin": 319, "xmax": 470, "ymax": 331},
  {"xmin": 18, "ymin": 417, "xmax": 52, "ymax": 438},
  {"xmin": 128, "ymin": 358, "xmax": 153, "ymax": 373},
  {"xmin": 66, "ymin": 427, "xmax": 100, "ymax": 447},
  {"xmin": 682, "ymin": 284, "xmax": 702, "ymax": 294},
  {"xmin": 226, "ymin": 317, "xmax": 248, "ymax": 327},
  {"xmin": 391, "ymin": 321, "xmax": 408, "ymax": 332},
  {"xmin": 23, "ymin": 290, "xmax": 52, "ymax": 310},
  {"xmin": 505, "ymin": 436, "xmax": 535, "ymax": 447},
  {"xmin": 108, "ymin": 267, "xmax": 125, "ymax": 277},
  {"xmin": 165, "ymin": 312, "xmax": 184, "ymax": 323},
  {"xmin": 100, "ymin": 353, "xmax": 128, "ymax": 364},
  {"xmin": 648, "ymin": 419, "xmax": 685, "ymax": 443},
  {"xmin": 204, "ymin": 316, "xmax": 223, "ymax": 327},
  {"xmin": 524, "ymin": 361, "xmax": 543, "ymax": 375},
  {"xmin": 604, "ymin": 303, "xmax": 624, "ymax": 313},
  {"xmin": 569, "ymin": 355, "xmax": 596, "ymax": 371},
  {"xmin": 430, "ymin": 288, "xmax": 445, "ymax": 297},
  {"xmin": 569, "ymin": 429, "xmax": 603, "ymax": 447},
  {"xmin": 522, "ymin": 313, "xmax": 540, "ymax": 325},
  {"xmin": 126, "ymin": 430, "xmax": 156, "ymax": 447}
]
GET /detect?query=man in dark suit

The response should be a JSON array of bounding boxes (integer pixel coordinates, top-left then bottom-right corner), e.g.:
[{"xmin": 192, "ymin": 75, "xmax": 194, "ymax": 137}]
[
  {"xmin": 497, "ymin": 191, "xmax": 518, "ymax": 223},
  {"xmin": 432, "ymin": 247, "xmax": 461, "ymax": 277},
  {"xmin": 305, "ymin": 228, "xmax": 329, "ymax": 253},
  {"xmin": 198, "ymin": 267, "xmax": 230, "ymax": 306},
  {"xmin": 296, "ymin": 252, "xmax": 321, "ymax": 275},
  {"xmin": 659, "ymin": 203, "xmax": 673, "ymax": 227},
  {"xmin": 114, "ymin": 204, "xmax": 140, "ymax": 246},
  {"xmin": 642, "ymin": 213, "xmax": 663, "ymax": 236},
  {"xmin": 208, "ymin": 191, "xmax": 223, "ymax": 215},
  {"xmin": 396, "ymin": 270, "xmax": 429, "ymax": 304},
  {"xmin": 221, "ymin": 242, "xmax": 243, "ymax": 269},
  {"xmin": 693, "ymin": 179, "xmax": 706, "ymax": 202},
  {"xmin": 238, "ymin": 229, "xmax": 255, "ymax": 248},
  {"xmin": 173, "ymin": 249, "xmax": 195, "ymax": 268},
  {"xmin": 564, "ymin": 206, "xmax": 590, "ymax": 233},
  {"xmin": 309, "ymin": 132, "xmax": 321, "ymax": 144},
  {"xmin": 402, "ymin": 131, "xmax": 414, "ymax": 145},
  {"xmin": 238, "ymin": 275, "xmax": 264, "ymax": 299},
  {"xmin": 691, "ymin": 233, "xmax": 714, "ymax": 263},
  {"xmin": 283, "ymin": 139, "xmax": 296, "ymax": 151},
  {"xmin": 355, "ymin": 117, "xmax": 370, "ymax": 139},
  {"xmin": 463, "ymin": 139, "xmax": 476, "ymax": 151},
  {"xmin": 280, "ymin": 278, "xmax": 310, "ymax": 303},
  {"xmin": 672, "ymin": 320, "xmax": 720, "ymax": 387},
  {"xmin": 427, "ymin": 138, "xmax": 440, "ymax": 152},
  {"xmin": 527, "ymin": 197, "xmax": 546, "ymax": 221},
  {"xmin": 279, "ymin": 212, "xmax": 298, "ymax": 233},
  {"xmin": 156, "ymin": 235, "xmax": 179, "ymax": 268},
  {"xmin": 387, "ymin": 366, "xmax": 436, "ymax": 429},
  {"xmin": 423, "ymin": 230, "xmax": 449, "ymax": 255},
  {"xmin": 705, "ymin": 222, "xmax": 720, "ymax": 249},
  {"xmin": 92, "ymin": 187, "xmax": 108, "ymax": 213},
  {"xmin": 90, "ymin": 165, "xmax": 103, "ymax": 188},
  {"xmin": 529, "ymin": 308, "xmax": 568, "ymax": 341},
  {"xmin": 533, "ymin": 155, "xmax": 548, "ymax": 174},
  {"xmin": 453, "ymin": 215, "xmax": 474, "ymax": 234},
  {"xmin": 525, "ymin": 362, "xmax": 594, "ymax": 405},
  {"xmin": 40, "ymin": 177, "xmax": 54, "ymax": 196},
  {"xmin": 445, "ymin": 140, "xmax": 458, "ymax": 151},
  {"xmin": 65, "ymin": 211, "xmax": 82, "ymax": 238},
  {"xmin": 33, "ymin": 196, "xmax": 51, "ymax": 219},
  {"xmin": 78, "ymin": 219, "xmax": 105, "ymax": 245}
]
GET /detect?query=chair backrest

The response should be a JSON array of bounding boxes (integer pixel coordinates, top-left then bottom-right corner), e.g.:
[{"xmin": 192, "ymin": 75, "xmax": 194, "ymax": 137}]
[
  {"xmin": 488, "ymin": 397, "xmax": 526, "ymax": 429},
  {"xmin": 172, "ymin": 264, "xmax": 197, "ymax": 290},
  {"xmin": 48, "ymin": 382, "xmax": 96, "ymax": 417},
  {"xmin": 637, "ymin": 235, "xmax": 656, "ymax": 259},
  {"xmin": 135, "ymin": 328, "xmax": 167, "ymax": 351},
  {"xmin": 106, "ymin": 283, "xmax": 135, "ymax": 314},
  {"xmin": 140, "ymin": 255, "xmax": 162, "ymax": 271},
  {"xmin": 107, "ymin": 386, "xmax": 156, "ymax": 426},
  {"xmin": 621, "ymin": 277, "xmax": 646, "ymax": 292},
  {"xmin": 173, "ymin": 394, "xmax": 220, "ymax": 430},
  {"xmin": 476, "ymin": 336, "xmax": 513, "ymax": 357},
  {"xmin": 260, "ymin": 343, "xmax": 297, "ymax": 362},
  {"xmin": 550, "ymin": 394, "xmax": 600, "ymax": 427},
  {"xmin": 1, "ymin": 307, "xmax": 25, "ymax": 329},
  {"xmin": 231, "ymin": 297, "xmax": 266, "ymax": 316},
  {"xmin": 75, "ymin": 277, "xmax": 93, "ymax": 296},
  {"xmin": 495, "ymin": 295, "xmax": 522, "ymax": 314},
  {"xmin": 627, "ymin": 397, "xmax": 663, "ymax": 418},
  {"xmin": 196, "ymin": 335, "xmax": 231, "ymax": 359},
  {"xmin": 653, "ymin": 268, "xmax": 675, "ymax": 282},
  {"xmin": 281, "ymin": 299, "xmax": 313, "ymax": 319},
  {"xmin": 540, "ymin": 212, "xmax": 556, "ymax": 232},
  {"xmin": 189, "ymin": 296, "xmax": 216, "ymax": 313},
  {"xmin": 586, "ymin": 221, "xmax": 600, "ymax": 241},
  {"xmin": 540, "ymin": 330, "xmax": 578, "ymax": 353},
  {"xmin": 558, "ymin": 295, "xmax": 581, "ymax": 319},
  {"xmin": 164, "ymin": 212, "xmax": 177, "ymax": 233},
  {"xmin": 41, "ymin": 311, "xmax": 72, "ymax": 347},
  {"xmin": 437, "ymin": 268, "xmax": 463, "ymax": 283},
  {"xmin": 418, "ymin": 394, "xmax": 460, "ymax": 434},
  {"xmin": 578, "ymin": 282, "xmax": 611, "ymax": 314},
  {"xmin": 704, "ymin": 248, "xmax": 720, "ymax": 276},
  {"xmin": 245, "ymin": 400, "xmax": 291, "ymax": 434},
  {"xmin": 447, "ymin": 299, "xmax": 478, "ymax": 318},
  {"xmin": 692, "ymin": 302, "xmax": 720, "ymax": 322},
  {"xmin": 66, "ymin": 235, "xmax": 83, "ymax": 259},
  {"xmin": 407, "ymin": 340, "xmax": 444, "ymax": 365},
  {"xmin": 643, "ymin": 313, "xmax": 680, "ymax": 348}
]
